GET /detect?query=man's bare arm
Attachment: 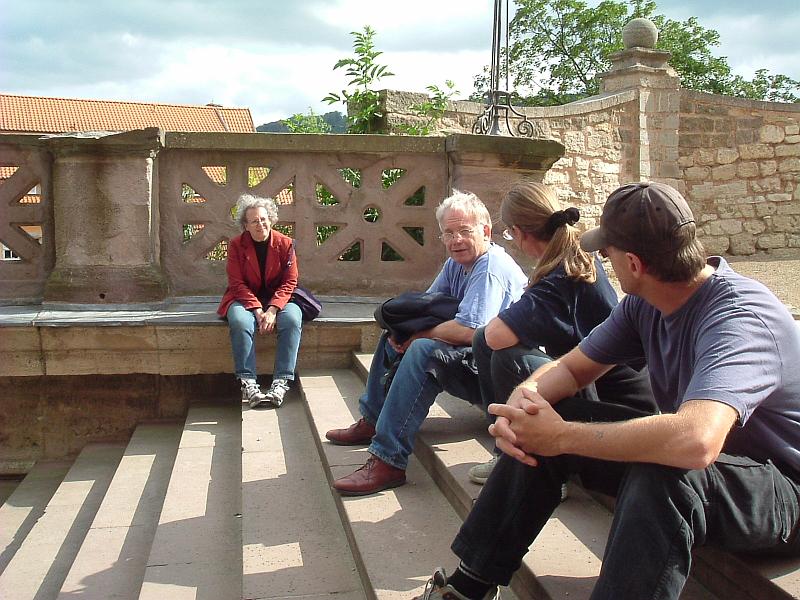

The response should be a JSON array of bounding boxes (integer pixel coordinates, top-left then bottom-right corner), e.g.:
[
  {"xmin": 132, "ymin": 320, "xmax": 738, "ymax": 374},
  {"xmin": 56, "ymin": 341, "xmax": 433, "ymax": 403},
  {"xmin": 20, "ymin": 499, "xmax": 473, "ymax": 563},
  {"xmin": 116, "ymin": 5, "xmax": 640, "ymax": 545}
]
[
  {"xmin": 391, "ymin": 319, "xmax": 475, "ymax": 352},
  {"xmin": 508, "ymin": 347, "xmax": 614, "ymax": 407},
  {"xmin": 491, "ymin": 395, "xmax": 737, "ymax": 469}
]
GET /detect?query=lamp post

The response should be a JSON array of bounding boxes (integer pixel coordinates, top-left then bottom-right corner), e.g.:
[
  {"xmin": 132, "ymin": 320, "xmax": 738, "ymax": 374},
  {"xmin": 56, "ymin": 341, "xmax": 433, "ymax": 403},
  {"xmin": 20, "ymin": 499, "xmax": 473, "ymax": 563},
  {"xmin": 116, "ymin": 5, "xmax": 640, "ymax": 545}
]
[{"xmin": 472, "ymin": 0, "xmax": 535, "ymax": 137}]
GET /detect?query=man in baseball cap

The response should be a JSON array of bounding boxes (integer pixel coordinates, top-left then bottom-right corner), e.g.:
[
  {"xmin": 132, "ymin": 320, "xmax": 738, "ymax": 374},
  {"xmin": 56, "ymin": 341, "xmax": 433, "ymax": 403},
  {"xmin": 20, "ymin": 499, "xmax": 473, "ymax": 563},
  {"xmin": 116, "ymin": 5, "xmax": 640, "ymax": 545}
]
[
  {"xmin": 414, "ymin": 181, "xmax": 800, "ymax": 600},
  {"xmin": 581, "ymin": 181, "xmax": 695, "ymax": 255}
]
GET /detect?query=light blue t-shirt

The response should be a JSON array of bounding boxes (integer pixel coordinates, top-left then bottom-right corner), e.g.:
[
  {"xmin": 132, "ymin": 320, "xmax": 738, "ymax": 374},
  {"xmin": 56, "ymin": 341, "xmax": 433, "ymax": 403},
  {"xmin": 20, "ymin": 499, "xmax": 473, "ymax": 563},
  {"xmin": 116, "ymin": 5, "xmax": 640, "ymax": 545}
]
[
  {"xmin": 580, "ymin": 257, "xmax": 800, "ymax": 473},
  {"xmin": 427, "ymin": 242, "xmax": 527, "ymax": 329}
]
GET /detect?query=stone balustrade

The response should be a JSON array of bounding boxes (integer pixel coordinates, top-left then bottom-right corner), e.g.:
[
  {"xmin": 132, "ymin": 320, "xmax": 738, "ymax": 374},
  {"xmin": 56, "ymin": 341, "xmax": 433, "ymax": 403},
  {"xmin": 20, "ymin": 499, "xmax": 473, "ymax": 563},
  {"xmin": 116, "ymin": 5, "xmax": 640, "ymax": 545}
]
[{"xmin": 0, "ymin": 131, "xmax": 564, "ymax": 304}]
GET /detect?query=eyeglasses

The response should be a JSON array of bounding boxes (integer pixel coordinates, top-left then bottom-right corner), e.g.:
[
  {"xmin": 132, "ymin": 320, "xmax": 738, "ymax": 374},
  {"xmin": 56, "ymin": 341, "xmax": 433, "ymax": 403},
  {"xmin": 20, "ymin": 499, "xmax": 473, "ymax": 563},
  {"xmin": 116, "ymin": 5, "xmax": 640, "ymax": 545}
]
[
  {"xmin": 247, "ymin": 218, "xmax": 270, "ymax": 227},
  {"xmin": 502, "ymin": 227, "xmax": 515, "ymax": 241},
  {"xmin": 439, "ymin": 227, "xmax": 477, "ymax": 243}
]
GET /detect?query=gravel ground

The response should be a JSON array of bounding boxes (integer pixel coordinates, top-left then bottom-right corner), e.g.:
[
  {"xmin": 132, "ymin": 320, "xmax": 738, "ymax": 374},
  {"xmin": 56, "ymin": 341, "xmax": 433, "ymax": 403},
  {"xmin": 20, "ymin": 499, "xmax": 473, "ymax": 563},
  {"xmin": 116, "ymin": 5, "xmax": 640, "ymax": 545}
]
[
  {"xmin": 727, "ymin": 256, "xmax": 800, "ymax": 318},
  {"xmin": 604, "ymin": 255, "xmax": 800, "ymax": 319}
]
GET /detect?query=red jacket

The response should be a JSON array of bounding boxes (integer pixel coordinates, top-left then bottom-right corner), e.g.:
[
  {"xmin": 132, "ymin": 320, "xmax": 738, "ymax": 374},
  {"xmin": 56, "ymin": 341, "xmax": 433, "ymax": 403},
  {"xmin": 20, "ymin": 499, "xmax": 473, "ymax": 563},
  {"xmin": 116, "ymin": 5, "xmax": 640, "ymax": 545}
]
[{"xmin": 217, "ymin": 229, "xmax": 298, "ymax": 317}]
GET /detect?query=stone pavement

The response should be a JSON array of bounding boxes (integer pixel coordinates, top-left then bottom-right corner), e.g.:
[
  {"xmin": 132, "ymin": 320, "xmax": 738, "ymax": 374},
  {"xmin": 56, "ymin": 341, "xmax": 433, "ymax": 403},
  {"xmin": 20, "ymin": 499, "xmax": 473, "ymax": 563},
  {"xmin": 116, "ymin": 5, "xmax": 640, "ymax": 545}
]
[
  {"xmin": 726, "ymin": 256, "xmax": 800, "ymax": 317},
  {"xmin": 604, "ymin": 256, "xmax": 800, "ymax": 319}
]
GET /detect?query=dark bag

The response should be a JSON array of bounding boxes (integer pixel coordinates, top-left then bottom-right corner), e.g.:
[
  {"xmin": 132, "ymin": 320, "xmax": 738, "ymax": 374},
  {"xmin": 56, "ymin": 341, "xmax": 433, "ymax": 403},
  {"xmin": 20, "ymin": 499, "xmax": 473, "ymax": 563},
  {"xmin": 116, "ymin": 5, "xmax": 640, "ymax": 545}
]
[
  {"xmin": 374, "ymin": 291, "xmax": 461, "ymax": 394},
  {"xmin": 290, "ymin": 285, "xmax": 322, "ymax": 321},
  {"xmin": 283, "ymin": 240, "xmax": 321, "ymax": 321},
  {"xmin": 375, "ymin": 291, "xmax": 461, "ymax": 344}
]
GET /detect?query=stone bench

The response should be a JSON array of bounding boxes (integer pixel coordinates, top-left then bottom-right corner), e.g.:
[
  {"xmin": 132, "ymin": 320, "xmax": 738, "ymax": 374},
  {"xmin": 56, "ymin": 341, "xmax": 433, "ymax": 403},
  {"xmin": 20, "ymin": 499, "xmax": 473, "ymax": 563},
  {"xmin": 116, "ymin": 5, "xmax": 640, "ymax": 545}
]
[
  {"xmin": 0, "ymin": 296, "xmax": 383, "ymax": 463},
  {"xmin": 0, "ymin": 296, "xmax": 383, "ymax": 378}
]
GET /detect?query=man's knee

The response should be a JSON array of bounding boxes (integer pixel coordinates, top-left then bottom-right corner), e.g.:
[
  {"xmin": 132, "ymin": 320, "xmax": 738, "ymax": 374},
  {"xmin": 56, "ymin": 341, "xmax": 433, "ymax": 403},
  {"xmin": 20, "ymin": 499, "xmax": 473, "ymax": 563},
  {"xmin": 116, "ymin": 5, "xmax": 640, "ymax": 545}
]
[
  {"xmin": 621, "ymin": 463, "xmax": 697, "ymax": 505},
  {"xmin": 491, "ymin": 346, "xmax": 549, "ymax": 380},
  {"xmin": 404, "ymin": 337, "xmax": 439, "ymax": 360},
  {"xmin": 473, "ymin": 327, "xmax": 489, "ymax": 354}
]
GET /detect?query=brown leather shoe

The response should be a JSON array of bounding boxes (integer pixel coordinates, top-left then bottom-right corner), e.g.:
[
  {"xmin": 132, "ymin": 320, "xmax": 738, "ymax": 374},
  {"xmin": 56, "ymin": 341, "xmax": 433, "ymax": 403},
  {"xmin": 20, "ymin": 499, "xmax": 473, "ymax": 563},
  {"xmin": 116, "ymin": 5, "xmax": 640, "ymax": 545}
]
[
  {"xmin": 333, "ymin": 456, "xmax": 406, "ymax": 496},
  {"xmin": 325, "ymin": 417, "xmax": 376, "ymax": 446}
]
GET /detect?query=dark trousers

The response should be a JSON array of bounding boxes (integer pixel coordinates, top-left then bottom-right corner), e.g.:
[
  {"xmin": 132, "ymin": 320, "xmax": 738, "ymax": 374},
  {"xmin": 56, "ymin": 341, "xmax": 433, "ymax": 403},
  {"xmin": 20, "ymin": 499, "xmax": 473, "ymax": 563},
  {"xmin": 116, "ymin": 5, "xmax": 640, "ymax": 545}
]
[
  {"xmin": 451, "ymin": 397, "xmax": 800, "ymax": 599},
  {"xmin": 472, "ymin": 327, "xmax": 551, "ymax": 416}
]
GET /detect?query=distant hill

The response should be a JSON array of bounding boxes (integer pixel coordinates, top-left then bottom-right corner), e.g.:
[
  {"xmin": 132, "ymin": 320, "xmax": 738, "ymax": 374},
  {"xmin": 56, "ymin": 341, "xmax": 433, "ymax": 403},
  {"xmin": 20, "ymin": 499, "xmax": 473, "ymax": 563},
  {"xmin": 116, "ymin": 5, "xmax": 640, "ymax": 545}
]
[{"xmin": 257, "ymin": 111, "xmax": 347, "ymax": 133}]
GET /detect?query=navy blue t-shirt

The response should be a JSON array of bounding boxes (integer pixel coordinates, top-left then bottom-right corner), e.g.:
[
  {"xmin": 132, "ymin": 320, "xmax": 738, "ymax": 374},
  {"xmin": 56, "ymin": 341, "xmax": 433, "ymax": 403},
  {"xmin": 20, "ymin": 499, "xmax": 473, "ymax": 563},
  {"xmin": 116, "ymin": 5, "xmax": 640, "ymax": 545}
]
[
  {"xmin": 499, "ymin": 257, "xmax": 653, "ymax": 411},
  {"xmin": 499, "ymin": 257, "xmax": 618, "ymax": 358},
  {"xmin": 581, "ymin": 257, "xmax": 800, "ymax": 473}
]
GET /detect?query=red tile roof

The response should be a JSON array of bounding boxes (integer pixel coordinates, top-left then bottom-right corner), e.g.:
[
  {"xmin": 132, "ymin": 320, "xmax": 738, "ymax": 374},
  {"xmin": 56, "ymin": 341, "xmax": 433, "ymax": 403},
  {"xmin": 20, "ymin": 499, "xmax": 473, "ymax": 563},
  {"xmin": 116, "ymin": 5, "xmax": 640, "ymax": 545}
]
[{"xmin": 0, "ymin": 93, "xmax": 255, "ymax": 134}]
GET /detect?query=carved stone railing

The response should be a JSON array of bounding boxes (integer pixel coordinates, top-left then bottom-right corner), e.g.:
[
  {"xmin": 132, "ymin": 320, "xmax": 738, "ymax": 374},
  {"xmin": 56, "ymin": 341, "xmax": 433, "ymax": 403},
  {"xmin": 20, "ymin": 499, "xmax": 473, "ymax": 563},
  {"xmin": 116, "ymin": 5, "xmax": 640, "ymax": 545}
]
[
  {"xmin": 0, "ymin": 135, "xmax": 54, "ymax": 301},
  {"xmin": 0, "ymin": 130, "xmax": 564, "ymax": 303}
]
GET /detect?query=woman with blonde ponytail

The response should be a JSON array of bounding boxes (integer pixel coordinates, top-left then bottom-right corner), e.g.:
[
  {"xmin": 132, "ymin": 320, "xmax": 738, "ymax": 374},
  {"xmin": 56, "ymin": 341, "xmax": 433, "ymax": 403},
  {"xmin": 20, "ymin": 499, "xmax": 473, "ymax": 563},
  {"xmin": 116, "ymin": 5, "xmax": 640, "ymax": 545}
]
[{"xmin": 468, "ymin": 181, "xmax": 655, "ymax": 485}]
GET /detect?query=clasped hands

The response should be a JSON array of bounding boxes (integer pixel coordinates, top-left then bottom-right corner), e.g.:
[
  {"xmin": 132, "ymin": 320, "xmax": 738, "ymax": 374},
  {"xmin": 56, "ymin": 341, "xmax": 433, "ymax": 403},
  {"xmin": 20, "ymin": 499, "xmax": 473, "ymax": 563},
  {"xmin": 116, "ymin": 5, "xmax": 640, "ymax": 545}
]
[
  {"xmin": 387, "ymin": 330, "xmax": 427, "ymax": 354},
  {"xmin": 254, "ymin": 306, "xmax": 278, "ymax": 334},
  {"xmin": 489, "ymin": 386, "xmax": 568, "ymax": 467}
]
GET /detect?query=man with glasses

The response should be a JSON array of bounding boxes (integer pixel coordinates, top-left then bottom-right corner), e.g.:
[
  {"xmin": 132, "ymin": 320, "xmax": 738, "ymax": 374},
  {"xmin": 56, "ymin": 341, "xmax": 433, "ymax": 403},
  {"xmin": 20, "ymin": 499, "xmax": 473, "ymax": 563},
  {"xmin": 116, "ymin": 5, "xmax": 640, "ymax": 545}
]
[
  {"xmin": 414, "ymin": 181, "xmax": 800, "ymax": 600},
  {"xmin": 326, "ymin": 190, "xmax": 528, "ymax": 496}
]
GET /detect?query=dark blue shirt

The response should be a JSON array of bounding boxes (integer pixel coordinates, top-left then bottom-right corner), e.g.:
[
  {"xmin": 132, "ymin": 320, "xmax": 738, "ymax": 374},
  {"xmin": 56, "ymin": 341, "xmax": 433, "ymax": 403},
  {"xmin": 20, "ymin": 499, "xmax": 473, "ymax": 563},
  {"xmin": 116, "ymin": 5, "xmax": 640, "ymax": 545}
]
[
  {"xmin": 498, "ymin": 257, "xmax": 618, "ymax": 358},
  {"xmin": 499, "ymin": 257, "xmax": 653, "ymax": 411}
]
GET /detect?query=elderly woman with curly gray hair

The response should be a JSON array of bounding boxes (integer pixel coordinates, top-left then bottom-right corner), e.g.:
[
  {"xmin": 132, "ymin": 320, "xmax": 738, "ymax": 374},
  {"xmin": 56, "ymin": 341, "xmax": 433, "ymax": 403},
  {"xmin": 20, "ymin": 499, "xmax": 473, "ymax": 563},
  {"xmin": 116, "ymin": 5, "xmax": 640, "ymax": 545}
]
[{"xmin": 217, "ymin": 194, "xmax": 302, "ymax": 408}]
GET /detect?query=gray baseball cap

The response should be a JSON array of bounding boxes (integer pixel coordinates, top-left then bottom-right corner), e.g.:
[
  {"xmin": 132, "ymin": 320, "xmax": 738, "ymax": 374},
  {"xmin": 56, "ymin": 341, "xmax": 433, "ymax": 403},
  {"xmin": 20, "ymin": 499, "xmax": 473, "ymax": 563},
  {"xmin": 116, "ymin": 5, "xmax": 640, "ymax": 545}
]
[{"xmin": 580, "ymin": 182, "xmax": 695, "ymax": 255}]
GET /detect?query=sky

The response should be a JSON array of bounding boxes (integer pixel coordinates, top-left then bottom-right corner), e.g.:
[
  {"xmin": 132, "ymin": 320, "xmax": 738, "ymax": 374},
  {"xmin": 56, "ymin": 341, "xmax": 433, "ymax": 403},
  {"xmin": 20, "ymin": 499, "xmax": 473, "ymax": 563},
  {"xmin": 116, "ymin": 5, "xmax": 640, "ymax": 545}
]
[{"xmin": 1, "ymin": 0, "xmax": 799, "ymax": 127}]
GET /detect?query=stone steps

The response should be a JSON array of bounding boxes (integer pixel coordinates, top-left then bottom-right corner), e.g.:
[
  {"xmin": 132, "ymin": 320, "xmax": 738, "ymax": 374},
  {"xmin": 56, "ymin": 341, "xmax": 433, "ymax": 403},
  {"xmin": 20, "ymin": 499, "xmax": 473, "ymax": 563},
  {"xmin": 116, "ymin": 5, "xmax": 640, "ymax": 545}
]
[
  {"xmin": 0, "ymin": 443, "xmax": 126, "ymax": 600},
  {"xmin": 299, "ymin": 367, "xmax": 518, "ymax": 599},
  {"xmin": 1, "ymin": 353, "xmax": 799, "ymax": 599},
  {"xmin": 241, "ymin": 382, "xmax": 364, "ymax": 600},
  {"xmin": 59, "ymin": 422, "xmax": 182, "ymax": 599},
  {"xmin": 352, "ymin": 352, "xmax": 800, "ymax": 600},
  {"xmin": 0, "ymin": 459, "xmax": 72, "ymax": 573},
  {"xmin": 139, "ymin": 404, "xmax": 242, "ymax": 600}
]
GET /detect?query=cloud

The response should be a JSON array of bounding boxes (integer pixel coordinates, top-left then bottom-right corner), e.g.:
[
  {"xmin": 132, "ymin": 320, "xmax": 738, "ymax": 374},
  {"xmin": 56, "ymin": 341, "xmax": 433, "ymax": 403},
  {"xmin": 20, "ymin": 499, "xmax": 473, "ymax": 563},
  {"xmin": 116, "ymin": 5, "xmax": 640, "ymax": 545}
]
[
  {"xmin": 1, "ymin": 0, "xmax": 796, "ymax": 128},
  {"xmin": 705, "ymin": 14, "xmax": 800, "ymax": 78},
  {"xmin": 631, "ymin": 1, "xmax": 800, "ymax": 78},
  {"xmin": 316, "ymin": 0, "xmax": 493, "ymax": 52}
]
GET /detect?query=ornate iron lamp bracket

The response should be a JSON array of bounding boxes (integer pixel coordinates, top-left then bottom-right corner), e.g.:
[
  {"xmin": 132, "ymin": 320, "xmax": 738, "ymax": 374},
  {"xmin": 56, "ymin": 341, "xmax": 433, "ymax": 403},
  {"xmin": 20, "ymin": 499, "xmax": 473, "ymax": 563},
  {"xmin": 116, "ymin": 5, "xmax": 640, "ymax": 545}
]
[{"xmin": 472, "ymin": 0, "xmax": 535, "ymax": 137}]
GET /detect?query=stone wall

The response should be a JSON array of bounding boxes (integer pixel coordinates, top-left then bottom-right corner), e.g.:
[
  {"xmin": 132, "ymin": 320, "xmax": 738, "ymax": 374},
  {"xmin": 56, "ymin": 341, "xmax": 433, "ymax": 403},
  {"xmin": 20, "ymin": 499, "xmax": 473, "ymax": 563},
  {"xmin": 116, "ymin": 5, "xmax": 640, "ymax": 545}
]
[
  {"xmin": 377, "ymin": 52, "xmax": 800, "ymax": 258},
  {"xmin": 678, "ymin": 91, "xmax": 800, "ymax": 256},
  {"xmin": 381, "ymin": 90, "xmax": 639, "ymax": 226}
]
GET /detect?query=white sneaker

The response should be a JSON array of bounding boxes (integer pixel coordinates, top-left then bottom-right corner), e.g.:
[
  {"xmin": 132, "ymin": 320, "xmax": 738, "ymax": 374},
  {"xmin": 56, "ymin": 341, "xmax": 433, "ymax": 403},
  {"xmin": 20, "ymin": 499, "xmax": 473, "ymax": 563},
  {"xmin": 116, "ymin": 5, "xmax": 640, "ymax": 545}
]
[
  {"xmin": 241, "ymin": 378, "xmax": 267, "ymax": 408},
  {"xmin": 468, "ymin": 456, "xmax": 499, "ymax": 485},
  {"xmin": 265, "ymin": 378, "xmax": 290, "ymax": 407},
  {"xmin": 415, "ymin": 567, "xmax": 498, "ymax": 600}
]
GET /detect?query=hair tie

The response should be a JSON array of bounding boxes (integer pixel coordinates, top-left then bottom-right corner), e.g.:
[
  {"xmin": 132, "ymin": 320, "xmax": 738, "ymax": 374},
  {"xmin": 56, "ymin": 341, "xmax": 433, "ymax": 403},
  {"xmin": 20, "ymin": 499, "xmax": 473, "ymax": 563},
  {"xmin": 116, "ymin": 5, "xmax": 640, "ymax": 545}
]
[{"xmin": 544, "ymin": 207, "xmax": 580, "ymax": 235}]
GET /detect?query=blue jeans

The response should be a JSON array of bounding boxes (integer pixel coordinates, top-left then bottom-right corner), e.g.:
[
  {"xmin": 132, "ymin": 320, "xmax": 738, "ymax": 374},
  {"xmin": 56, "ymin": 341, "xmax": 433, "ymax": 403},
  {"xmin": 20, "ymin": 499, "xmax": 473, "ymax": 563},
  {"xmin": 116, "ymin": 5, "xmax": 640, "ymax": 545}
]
[
  {"xmin": 226, "ymin": 301, "xmax": 302, "ymax": 381},
  {"xmin": 451, "ymin": 396, "xmax": 800, "ymax": 598},
  {"xmin": 359, "ymin": 335, "xmax": 459, "ymax": 470}
]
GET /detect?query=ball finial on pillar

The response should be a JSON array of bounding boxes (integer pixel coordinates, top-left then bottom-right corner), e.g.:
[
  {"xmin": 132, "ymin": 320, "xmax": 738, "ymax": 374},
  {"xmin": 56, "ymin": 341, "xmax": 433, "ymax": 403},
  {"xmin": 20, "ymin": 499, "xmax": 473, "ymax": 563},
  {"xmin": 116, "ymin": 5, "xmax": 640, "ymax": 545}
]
[{"xmin": 622, "ymin": 17, "xmax": 658, "ymax": 49}]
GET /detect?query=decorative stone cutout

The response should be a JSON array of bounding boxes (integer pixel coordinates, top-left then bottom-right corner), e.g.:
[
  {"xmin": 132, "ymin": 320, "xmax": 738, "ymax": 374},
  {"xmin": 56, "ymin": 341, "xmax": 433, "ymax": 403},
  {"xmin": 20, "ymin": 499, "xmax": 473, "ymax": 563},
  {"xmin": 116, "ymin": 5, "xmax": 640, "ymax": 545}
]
[
  {"xmin": 363, "ymin": 206, "xmax": 381, "ymax": 223},
  {"xmin": 339, "ymin": 168, "xmax": 361, "ymax": 188},
  {"xmin": 247, "ymin": 166, "xmax": 270, "ymax": 188},
  {"xmin": 405, "ymin": 186, "xmax": 426, "ymax": 206},
  {"xmin": 382, "ymin": 168, "xmax": 406, "ymax": 188},
  {"xmin": 381, "ymin": 241, "xmax": 404, "ymax": 261},
  {"xmin": 316, "ymin": 184, "xmax": 339, "ymax": 205},
  {"xmin": 182, "ymin": 184, "xmax": 206, "ymax": 203},
  {"xmin": 202, "ymin": 165, "xmax": 227, "ymax": 185}
]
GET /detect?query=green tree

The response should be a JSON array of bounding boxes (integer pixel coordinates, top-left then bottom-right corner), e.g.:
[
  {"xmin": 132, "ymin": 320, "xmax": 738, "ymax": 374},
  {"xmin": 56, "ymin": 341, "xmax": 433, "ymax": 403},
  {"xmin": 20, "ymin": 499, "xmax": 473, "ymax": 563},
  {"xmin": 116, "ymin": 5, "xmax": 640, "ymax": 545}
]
[
  {"xmin": 474, "ymin": 0, "xmax": 798, "ymax": 105},
  {"xmin": 396, "ymin": 81, "xmax": 459, "ymax": 135},
  {"xmin": 282, "ymin": 109, "xmax": 332, "ymax": 133},
  {"xmin": 323, "ymin": 26, "xmax": 395, "ymax": 133}
]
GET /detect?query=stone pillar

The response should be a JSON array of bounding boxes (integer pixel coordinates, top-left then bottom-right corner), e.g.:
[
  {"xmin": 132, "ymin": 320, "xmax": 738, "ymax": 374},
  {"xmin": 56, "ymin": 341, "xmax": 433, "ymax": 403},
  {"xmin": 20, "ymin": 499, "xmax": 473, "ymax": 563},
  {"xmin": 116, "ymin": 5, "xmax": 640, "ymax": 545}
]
[
  {"xmin": 598, "ymin": 18, "xmax": 681, "ymax": 185},
  {"xmin": 43, "ymin": 128, "xmax": 167, "ymax": 304},
  {"xmin": 446, "ymin": 134, "xmax": 565, "ymax": 214}
]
